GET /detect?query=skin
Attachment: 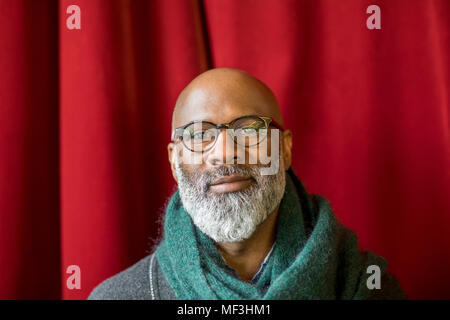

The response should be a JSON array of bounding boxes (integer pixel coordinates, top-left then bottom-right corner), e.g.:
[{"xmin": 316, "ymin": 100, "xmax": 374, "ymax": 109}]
[{"xmin": 167, "ymin": 68, "xmax": 293, "ymax": 282}]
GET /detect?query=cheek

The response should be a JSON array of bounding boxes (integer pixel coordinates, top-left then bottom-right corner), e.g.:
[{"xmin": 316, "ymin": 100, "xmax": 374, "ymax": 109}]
[
  {"xmin": 174, "ymin": 144, "xmax": 207, "ymax": 166},
  {"xmin": 178, "ymin": 163, "xmax": 209, "ymax": 184},
  {"xmin": 249, "ymin": 136, "xmax": 276, "ymax": 164}
]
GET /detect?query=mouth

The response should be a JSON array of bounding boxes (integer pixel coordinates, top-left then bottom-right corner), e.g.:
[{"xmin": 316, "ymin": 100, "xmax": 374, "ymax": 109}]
[{"xmin": 209, "ymin": 174, "xmax": 254, "ymax": 194}]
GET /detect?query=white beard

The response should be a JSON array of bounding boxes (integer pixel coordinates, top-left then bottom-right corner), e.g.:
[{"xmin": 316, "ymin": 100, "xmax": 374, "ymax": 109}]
[{"xmin": 174, "ymin": 151, "xmax": 286, "ymax": 243}]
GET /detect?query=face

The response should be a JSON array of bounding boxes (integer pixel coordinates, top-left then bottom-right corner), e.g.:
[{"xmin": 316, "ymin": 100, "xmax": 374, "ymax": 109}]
[{"xmin": 167, "ymin": 69, "xmax": 293, "ymax": 242}]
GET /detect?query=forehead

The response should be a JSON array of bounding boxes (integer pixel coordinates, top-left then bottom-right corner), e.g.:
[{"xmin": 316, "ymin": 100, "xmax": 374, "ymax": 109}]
[{"xmin": 173, "ymin": 85, "xmax": 279, "ymax": 128}]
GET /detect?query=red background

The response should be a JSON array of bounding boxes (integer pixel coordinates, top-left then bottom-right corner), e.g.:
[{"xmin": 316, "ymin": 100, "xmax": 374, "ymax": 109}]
[{"xmin": 0, "ymin": 0, "xmax": 449, "ymax": 299}]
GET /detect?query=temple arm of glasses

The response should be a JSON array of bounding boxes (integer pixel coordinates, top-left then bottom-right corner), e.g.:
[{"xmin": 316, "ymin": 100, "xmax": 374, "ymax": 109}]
[{"xmin": 269, "ymin": 119, "xmax": 284, "ymax": 131}]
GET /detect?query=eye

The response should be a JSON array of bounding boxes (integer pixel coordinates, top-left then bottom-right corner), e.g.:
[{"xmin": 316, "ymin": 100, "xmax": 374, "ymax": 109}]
[
  {"xmin": 239, "ymin": 126, "xmax": 265, "ymax": 135},
  {"xmin": 191, "ymin": 130, "xmax": 215, "ymax": 141}
]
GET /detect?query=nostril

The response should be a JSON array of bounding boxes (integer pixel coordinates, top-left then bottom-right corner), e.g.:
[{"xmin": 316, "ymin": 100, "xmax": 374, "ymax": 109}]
[{"xmin": 209, "ymin": 155, "xmax": 240, "ymax": 166}]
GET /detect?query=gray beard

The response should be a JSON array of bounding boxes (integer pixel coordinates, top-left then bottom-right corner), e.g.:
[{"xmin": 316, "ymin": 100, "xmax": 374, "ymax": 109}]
[{"xmin": 174, "ymin": 154, "xmax": 286, "ymax": 243}]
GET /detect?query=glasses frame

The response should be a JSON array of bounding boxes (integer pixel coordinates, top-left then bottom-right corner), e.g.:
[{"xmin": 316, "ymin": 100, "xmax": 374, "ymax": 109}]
[{"xmin": 172, "ymin": 115, "xmax": 285, "ymax": 153}]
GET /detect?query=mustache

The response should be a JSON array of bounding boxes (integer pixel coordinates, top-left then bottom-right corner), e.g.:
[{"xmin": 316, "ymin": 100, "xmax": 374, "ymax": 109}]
[
  {"xmin": 206, "ymin": 166, "xmax": 256, "ymax": 186},
  {"xmin": 182, "ymin": 165, "xmax": 260, "ymax": 192}
]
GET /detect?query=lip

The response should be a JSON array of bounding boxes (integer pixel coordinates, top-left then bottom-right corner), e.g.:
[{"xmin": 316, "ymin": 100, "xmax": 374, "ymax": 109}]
[{"xmin": 209, "ymin": 174, "xmax": 254, "ymax": 193}]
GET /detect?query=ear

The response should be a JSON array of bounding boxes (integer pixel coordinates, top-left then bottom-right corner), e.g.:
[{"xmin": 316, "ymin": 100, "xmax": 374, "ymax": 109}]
[
  {"xmin": 281, "ymin": 130, "xmax": 292, "ymax": 170},
  {"xmin": 167, "ymin": 142, "xmax": 178, "ymax": 183}
]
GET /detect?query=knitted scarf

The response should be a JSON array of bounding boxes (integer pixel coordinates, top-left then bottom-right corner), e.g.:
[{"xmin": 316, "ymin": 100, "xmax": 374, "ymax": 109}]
[{"xmin": 156, "ymin": 169, "xmax": 391, "ymax": 299}]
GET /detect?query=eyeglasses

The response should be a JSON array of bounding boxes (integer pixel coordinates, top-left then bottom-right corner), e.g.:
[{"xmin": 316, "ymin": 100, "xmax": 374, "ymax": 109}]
[{"xmin": 172, "ymin": 115, "xmax": 284, "ymax": 153}]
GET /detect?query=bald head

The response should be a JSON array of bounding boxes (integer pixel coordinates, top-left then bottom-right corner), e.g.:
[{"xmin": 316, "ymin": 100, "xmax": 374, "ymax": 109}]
[{"xmin": 172, "ymin": 68, "xmax": 284, "ymax": 131}]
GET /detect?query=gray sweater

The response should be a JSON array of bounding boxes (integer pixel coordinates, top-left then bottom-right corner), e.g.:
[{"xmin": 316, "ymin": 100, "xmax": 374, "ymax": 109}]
[
  {"xmin": 88, "ymin": 253, "xmax": 177, "ymax": 300},
  {"xmin": 88, "ymin": 250, "xmax": 404, "ymax": 300}
]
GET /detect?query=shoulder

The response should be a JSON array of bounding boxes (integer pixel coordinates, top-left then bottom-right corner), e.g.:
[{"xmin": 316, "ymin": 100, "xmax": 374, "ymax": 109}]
[
  {"xmin": 308, "ymin": 194, "xmax": 406, "ymax": 300},
  {"xmin": 88, "ymin": 254, "xmax": 154, "ymax": 300}
]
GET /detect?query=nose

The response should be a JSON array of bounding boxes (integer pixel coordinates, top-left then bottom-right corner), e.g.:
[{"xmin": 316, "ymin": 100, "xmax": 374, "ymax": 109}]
[{"xmin": 205, "ymin": 129, "xmax": 241, "ymax": 166}]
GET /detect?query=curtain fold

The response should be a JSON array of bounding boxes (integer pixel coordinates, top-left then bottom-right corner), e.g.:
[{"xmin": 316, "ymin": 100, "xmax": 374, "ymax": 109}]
[{"xmin": 0, "ymin": 0, "xmax": 448, "ymax": 299}]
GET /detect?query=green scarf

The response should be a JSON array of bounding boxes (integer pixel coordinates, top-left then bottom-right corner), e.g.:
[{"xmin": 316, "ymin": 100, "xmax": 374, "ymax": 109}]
[{"xmin": 156, "ymin": 169, "xmax": 398, "ymax": 299}]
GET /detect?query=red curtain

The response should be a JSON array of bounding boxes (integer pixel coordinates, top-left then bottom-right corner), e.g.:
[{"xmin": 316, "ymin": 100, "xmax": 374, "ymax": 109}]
[{"xmin": 0, "ymin": 0, "xmax": 449, "ymax": 300}]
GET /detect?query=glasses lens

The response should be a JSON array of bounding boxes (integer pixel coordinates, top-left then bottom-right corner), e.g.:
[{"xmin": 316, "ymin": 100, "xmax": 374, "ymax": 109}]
[
  {"xmin": 232, "ymin": 117, "xmax": 268, "ymax": 147},
  {"xmin": 182, "ymin": 122, "xmax": 217, "ymax": 152}
]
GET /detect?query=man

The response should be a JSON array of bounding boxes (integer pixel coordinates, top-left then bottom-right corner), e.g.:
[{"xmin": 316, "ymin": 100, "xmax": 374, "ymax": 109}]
[{"xmin": 89, "ymin": 68, "xmax": 405, "ymax": 300}]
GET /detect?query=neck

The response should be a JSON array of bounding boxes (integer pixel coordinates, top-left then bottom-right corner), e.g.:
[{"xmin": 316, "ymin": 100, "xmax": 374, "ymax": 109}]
[{"xmin": 215, "ymin": 205, "xmax": 279, "ymax": 282}]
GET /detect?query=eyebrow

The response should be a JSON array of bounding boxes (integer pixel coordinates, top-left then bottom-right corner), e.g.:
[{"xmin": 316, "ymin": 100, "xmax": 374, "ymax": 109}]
[{"xmin": 176, "ymin": 115, "xmax": 284, "ymax": 129}]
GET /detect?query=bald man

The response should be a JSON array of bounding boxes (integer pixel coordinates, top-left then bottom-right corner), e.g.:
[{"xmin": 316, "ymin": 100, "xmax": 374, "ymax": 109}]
[{"xmin": 89, "ymin": 68, "xmax": 405, "ymax": 300}]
